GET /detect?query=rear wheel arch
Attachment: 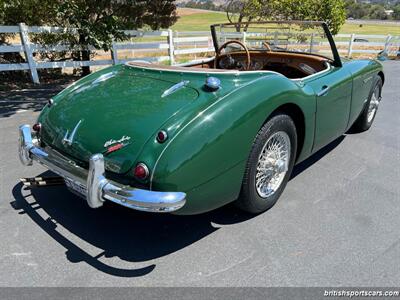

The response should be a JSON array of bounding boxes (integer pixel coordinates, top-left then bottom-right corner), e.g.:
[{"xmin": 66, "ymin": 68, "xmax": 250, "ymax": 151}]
[
  {"xmin": 237, "ymin": 113, "xmax": 298, "ymax": 213},
  {"xmin": 349, "ymin": 75, "xmax": 383, "ymax": 133},
  {"xmin": 377, "ymin": 71, "xmax": 384, "ymax": 87},
  {"xmin": 265, "ymin": 103, "xmax": 305, "ymax": 162}
]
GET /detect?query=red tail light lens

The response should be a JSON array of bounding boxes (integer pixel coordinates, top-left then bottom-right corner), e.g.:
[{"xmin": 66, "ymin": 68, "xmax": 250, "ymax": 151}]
[
  {"xmin": 156, "ymin": 130, "xmax": 168, "ymax": 143},
  {"xmin": 134, "ymin": 163, "xmax": 149, "ymax": 180},
  {"xmin": 32, "ymin": 123, "xmax": 41, "ymax": 132}
]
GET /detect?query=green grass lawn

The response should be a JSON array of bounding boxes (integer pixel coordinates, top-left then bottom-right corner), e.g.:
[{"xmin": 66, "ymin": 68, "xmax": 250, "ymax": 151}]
[
  {"xmin": 340, "ymin": 23, "xmax": 400, "ymax": 35},
  {"xmin": 172, "ymin": 11, "xmax": 228, "ymax": 31},
  {"xmin": 172, "ymin": 9, "xmax": 400, "ymax": 35}
]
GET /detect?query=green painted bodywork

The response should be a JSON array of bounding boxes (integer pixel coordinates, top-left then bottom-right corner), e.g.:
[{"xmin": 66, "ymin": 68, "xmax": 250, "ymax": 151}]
[{"xmin": 37, "ymin": 56, "xmax": 383, "ymax": 215}]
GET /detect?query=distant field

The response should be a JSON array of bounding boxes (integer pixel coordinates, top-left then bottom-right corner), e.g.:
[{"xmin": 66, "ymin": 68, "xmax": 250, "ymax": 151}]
[
  {"xmin": 173, "ymin": 8, "xmax": 400, "ymax": 35},
  {"xmin": 172, "ymin": 9, "xmax": 227, "ymax": 31},
  {"xmin": 340, "ymin": 23, "xmax": 400, "ymax": 35}
]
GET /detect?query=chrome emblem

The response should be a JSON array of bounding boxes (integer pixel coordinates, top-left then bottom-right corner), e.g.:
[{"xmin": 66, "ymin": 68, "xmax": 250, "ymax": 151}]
[
  {"xmin": 62, "ymin": 120, "xmax": 82, "ymax": 146},
  {"xmin": 104, "ymin": 135, "xmax": 131, "ymax": 148},
  {"xmin": 161, "ymin": 80, "xmax": 189, "ymax": 98}
]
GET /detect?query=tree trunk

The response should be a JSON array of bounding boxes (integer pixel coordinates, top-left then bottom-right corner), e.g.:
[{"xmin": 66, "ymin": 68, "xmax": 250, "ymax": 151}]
[
  {"xmin": 79, "ymin": 33, "xmax": 91, "ymax": 76},
  {"xmin": 81, "ymin": 49, "xmax": 91, "ymax": 76}
]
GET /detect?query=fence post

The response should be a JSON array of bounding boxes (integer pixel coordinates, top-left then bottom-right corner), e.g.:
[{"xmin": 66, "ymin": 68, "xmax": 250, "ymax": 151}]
[
  {"xmin": 19, "ymin": 23, "xmax": 39, "ymax": 84},
  {"xmin": 383, "ymin": 34, "xmax": 392, "ymax": 54},
  {"xmin": 347, "ymin": 33, "xmax": 355, "ymax": 58},
  {"xmin": 168, "ymin": 29, "xmax": 175, "ymax": 65},
  {"xmin": 274, "ymin": 31, "xmax": 278, "ymax": 45},
  {"xmin": 309, "ymin": 33, "xmax": 315, "ymax": 53},
  {"xmin": 111, "ymin": 41, "xmax": 118, "ymax": 65}
]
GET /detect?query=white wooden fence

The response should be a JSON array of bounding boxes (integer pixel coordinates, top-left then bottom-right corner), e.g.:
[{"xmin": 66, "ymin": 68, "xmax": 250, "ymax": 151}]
[
  {"xmin": 335, "ymin": 33, "xmax": 400, "ymax": 58},
  {"xmin": 0, "ymin": 23, "xmax": 399, "ymax": 84},
  {"xmin": 214, "ymin": 31, "xmax": 400, "ymax": 58},
  {"xmin": 0, "ymin": 24, "xmax": 215, "ymax": 84}
]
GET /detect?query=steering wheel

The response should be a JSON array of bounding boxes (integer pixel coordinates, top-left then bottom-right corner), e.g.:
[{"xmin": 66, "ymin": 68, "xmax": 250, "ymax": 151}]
[
  {"xmin": 214, "ymin": 40, "xmax": 251, "ymax": 70},
  {"xmin": 263, "ymin": 41, "xmax": 272, "ymax": 52}
]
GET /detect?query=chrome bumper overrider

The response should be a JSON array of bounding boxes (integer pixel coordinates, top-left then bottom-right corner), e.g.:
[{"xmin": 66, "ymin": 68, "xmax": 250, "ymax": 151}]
[{"xmin": 18, "ymin": 124, "xmax": 186, "ymax": 212}]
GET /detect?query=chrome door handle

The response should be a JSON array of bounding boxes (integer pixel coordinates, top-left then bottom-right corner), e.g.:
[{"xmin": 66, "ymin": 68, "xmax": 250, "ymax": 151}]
[{"xmin": 317, "ymin": 85, "xmax": 330, "ymax": 97}]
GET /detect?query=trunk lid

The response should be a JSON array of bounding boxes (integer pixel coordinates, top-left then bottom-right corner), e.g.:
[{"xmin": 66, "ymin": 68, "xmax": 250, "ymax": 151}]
[{"xmin": 41, "ymin": 67, "xmax": 199, "ymax": 174}]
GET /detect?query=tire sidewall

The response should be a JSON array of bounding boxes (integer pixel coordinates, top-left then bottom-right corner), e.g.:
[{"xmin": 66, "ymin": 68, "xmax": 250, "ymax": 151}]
[
  {"xmin": 241, "ymin": 114, "xmax": 297, "ymax": 213},
  {"xmin": 358, "ymin": 77, "xmax": 383, "ymax": 131}
]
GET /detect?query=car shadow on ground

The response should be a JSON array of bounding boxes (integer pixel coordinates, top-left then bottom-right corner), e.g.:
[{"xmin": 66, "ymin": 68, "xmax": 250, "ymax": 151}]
[
  {"xmin": 10, "ymin": 135, "xmax": 345, "ymax": 278},
  {"xmin": 11, "ymin": 181, "xmax": 253, "ymax": 277},
  {"xmin": 0, "ymin": 77, "xmax": 75, "ymax": 118},
  {"xmin": 290, "ymin": 135, "xmax": 345, "ymax": 179},
  {"xmin": 0, "ymin": 88, "xmax": 56, "ymax": 118}
]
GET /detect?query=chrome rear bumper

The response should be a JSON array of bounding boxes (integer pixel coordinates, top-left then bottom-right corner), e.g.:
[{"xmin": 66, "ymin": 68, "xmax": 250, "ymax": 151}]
[{"xmin": 18, "ymin": 124, "xmax": 186, "ymax": 212}]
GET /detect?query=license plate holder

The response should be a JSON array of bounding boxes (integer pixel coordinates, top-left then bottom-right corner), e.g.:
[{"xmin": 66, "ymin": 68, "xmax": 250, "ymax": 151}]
[{"xmin": 64, "ymin": 178, "xmax": 87, "ymax": 198}]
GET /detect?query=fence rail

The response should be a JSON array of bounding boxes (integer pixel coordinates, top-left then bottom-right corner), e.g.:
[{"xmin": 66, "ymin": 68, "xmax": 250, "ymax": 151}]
[{"xmin": 0, "ymin": 23, "xmax": 399, "ymax": 84}]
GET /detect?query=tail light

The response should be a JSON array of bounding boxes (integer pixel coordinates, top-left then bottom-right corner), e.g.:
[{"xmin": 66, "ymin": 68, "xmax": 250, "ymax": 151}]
[
  {"xmin": 134, "ymin": 163, "xmax": 149, "ymax": 180},
  {"xmin": 156, "ymin": 130, "xmax": 168, "ymax": 143},
  {"xmin": 32, "ymin": 123, "xmax": 41, "ymax": 132}
]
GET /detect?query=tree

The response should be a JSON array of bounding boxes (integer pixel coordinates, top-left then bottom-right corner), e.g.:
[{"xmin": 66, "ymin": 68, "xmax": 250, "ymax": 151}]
[
  {"xmin": 0, "ymin": 0, "xmax": 178, "ymax": 75},
  {"xmin": 58, "ymin": 0, "xmax": 178, "ymax": 75},
  {"xmin": 345, "ymin": 1, "xmax": 371, "ymax": 19},
  {"xmin": 393, "ymin": 4, "xmax": 400, "ymax": 20},
  {"xmin": 225, "ymin": 0, "xmax": 346, "ymax": 35},
  {"xmin": 226, "ymin": 0, "xmax": 271, "ymax": 31},
  {"xmin": 0, "ymin": 0, "xmax": 63, "ymax": 78},
  {"xmin": 312, "ymin": 0, "xmax": 346, "ymax": 35},
  {"xmin": 0, "ymin": 0, "xmax": 59, "ymax": 46},
  {"xmin": 0, "ymin": 0, "xmax": 58, "ymax": 26},
  {"xmin": 185, "ymin": 0, "xmax": 221, "ymax": 11},
  {"xmin": 368, "ymin": 5, "xmax": 388, "ymax": 20}
]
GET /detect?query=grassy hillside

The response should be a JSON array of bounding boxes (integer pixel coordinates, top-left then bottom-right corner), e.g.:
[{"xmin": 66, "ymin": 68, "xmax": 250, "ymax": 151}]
[
  {"xmin": 173, "ymin": 8, "xmax": 400, "ymax": 35},
  {"xmin": 172, "ymin": 9, "xmax": 227, "ymax": 31}
]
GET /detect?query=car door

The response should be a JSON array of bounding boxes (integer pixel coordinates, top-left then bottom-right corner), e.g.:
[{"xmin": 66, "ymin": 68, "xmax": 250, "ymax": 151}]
[
  {"xmin": 344, "ymin": 60, "xmax": 377, "ymax": 128},
  {"xmin": 304, "ymin": 65, "xmax": 353, "ymax": 152}
]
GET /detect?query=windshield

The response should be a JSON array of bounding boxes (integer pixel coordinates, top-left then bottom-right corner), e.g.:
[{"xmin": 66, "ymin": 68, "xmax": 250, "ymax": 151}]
[{"xmin": 211, "ymin": 22, "xmax": 336, "ymax": 62}]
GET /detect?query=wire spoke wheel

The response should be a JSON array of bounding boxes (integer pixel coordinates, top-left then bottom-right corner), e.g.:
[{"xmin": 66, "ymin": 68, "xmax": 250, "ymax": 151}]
[
  {"xmin": 349, "ymin": 76, "xmax": 383, "ymax": 133},
  {"xmin": 367, "ymin": 86, "xmax": 381, "ymax": 123},
  {"xmin": 237, "ymin": 114, "xmax": 297, "ymax": 214},
  {"xmin": 255, "ymin": 131, "xmax": 291, "ymax": 198}
]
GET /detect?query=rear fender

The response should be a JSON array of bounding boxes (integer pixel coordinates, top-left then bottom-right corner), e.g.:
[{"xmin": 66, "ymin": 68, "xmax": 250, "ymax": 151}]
[{"xmin": 148, "ymin": 74, "xmax": 316, "ymax": 214}]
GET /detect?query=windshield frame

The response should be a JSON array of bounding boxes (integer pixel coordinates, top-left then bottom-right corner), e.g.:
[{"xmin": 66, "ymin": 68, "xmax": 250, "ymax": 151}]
[{"xmin": 210, "ymin": 21, "xmax": 342, "ymax": 68}]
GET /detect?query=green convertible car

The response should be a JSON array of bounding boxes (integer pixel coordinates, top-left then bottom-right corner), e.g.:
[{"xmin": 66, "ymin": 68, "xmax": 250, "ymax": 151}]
[{"xmin": 18, "ymin": 21, "xmax": 384, "ymax": 215}]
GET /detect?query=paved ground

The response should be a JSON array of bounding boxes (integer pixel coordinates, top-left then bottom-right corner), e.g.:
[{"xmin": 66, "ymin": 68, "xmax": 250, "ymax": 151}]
[{"xmin": 0, "ymin": 61, "xmax": 399, "ymax": 287}]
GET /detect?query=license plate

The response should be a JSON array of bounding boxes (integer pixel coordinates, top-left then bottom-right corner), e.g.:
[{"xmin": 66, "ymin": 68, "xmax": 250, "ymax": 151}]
[{"xmin": 64, "ymin": 178, "xmax": 87, "ymax": 197}]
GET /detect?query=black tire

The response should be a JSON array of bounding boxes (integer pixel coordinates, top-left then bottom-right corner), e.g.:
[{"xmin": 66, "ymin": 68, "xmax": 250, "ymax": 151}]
[
  {"xmin": 350, "ymin": 76, "xmax": 383, "ymax": 133},
  {"xmin": 236, "ymin": 114, "xmax": 297, "ymax": 214}
]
